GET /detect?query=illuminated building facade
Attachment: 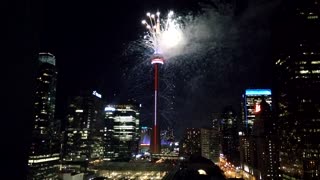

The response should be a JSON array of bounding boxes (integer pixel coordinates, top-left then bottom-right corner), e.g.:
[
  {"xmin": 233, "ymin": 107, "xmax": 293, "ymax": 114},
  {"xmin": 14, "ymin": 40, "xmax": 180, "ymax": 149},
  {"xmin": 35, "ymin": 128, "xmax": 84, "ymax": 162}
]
[
  {"xmin": 240, "ymin": 89, "xmax": 272, "ymax": 174},
  {"xmin": 104, "ymin": 104, "xmax": 140, "ymax": 160},
  {"xmin": 64, "ymin": 90, "xmax": 104, "ymax": 172},
  {"xmin": 250, "ymin": 100, "xmax": 279, "ymax": 179},
  {"xmin": 180, "ymin": 128, "xmax": 220, "ymax": 162},
  {"xmin": 160, "ymin": 127, "xmax": 175, "ymax": 154},
  {"xmin": 139, "ymin": 126, "xmax": 151, "ymax": 153},
  {"xmin": 28, "ymin": 52, "xmax": 60, "ymax": 179},
  {"xmin": 243, "ymin": 89, "xmax": 272, "ymax": 134},
  {"xmin": 201, "ymin": 128, "xmax": 220, "ymax": 163},
  {"xmin": 220, "ymin": 106, "xmax": 239, "ymax": 166},
  {"xmin": 274, "ymin": 1, "xmax": 320, "ymax": 179},
  {"xmin": 180, "ymin": 128, "xmax": 201, "ymax": 156}
]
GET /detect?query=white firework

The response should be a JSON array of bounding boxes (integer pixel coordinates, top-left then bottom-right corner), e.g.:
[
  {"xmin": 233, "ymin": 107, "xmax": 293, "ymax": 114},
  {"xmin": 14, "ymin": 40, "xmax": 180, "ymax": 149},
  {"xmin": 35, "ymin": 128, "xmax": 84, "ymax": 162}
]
[{"xmin": 141, "ymin": 10, "xmax": 186, "ymax": 59}]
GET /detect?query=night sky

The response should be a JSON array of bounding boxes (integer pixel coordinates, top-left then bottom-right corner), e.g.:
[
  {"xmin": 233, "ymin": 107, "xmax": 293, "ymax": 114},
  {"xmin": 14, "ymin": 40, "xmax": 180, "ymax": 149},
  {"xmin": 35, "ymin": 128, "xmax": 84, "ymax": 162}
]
[{"xmin": 37, "ymin": 0, "xmax": 280, "ymax": 137}]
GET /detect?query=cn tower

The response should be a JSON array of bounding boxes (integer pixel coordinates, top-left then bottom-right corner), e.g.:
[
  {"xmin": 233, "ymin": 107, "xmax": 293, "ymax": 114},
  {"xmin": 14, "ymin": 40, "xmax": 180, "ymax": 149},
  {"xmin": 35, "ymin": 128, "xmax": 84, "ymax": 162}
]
[
  {"xmin": 150, "ymin": 55, "xmax": 164, "ymax": 154},
  {"xmin": 141, "ymin": 11, "xmax": 178, "ymax": 154}
]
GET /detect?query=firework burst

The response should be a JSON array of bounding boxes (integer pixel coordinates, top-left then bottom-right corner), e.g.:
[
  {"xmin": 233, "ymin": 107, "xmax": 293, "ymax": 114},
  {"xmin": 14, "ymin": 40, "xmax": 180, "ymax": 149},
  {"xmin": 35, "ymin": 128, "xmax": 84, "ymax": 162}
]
[{"xmin": 141, "ymin": 11, "xmax": 186, "ymax": 59}]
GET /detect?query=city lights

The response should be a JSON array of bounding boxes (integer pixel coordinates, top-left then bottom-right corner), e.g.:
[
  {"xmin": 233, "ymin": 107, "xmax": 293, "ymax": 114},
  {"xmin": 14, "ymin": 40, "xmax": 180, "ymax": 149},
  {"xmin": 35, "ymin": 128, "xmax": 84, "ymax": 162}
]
[{"xmin": 24, "ymin": 1, "xmax": 320, "ymax": 180}]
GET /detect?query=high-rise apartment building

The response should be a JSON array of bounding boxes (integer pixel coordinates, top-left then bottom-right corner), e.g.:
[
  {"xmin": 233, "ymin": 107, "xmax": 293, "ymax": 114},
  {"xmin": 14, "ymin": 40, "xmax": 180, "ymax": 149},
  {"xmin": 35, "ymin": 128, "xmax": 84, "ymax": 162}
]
[
  {"xmin": 180, "ymin": 128, "xmax": 201, "ymax": 156},
  {"xmin": 28, "ymin": 52, "xmax": 60, "ymax": 179},
  {"xmin": 180, "ymin": 128, "xmax": 220, "ymax": 163},
  {"xmin": 201, "ymin": 128, "xmax": 220, "ymax": 163}
]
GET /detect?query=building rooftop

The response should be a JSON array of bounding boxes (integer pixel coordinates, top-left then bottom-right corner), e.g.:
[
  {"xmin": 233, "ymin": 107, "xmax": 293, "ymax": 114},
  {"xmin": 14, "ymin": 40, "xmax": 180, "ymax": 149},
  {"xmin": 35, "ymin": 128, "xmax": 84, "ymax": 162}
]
[{"xmin": 39, "ymin": 52, "xmax": 56, "ymax": 66}]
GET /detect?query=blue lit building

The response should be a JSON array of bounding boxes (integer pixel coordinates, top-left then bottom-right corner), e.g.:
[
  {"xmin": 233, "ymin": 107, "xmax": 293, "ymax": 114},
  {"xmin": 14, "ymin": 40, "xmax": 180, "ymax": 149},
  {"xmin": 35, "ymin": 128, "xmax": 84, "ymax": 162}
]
[
  {"xmin": 240, "ymin": 89, "xmax": 272, "ymax": 175},
  {"xmin": 243, "ymin": 89, "xmax": 272, "ymax": 134},
  {"xmin": 139, "ymin": 126, "xmax": 151, "ymax": 153}
]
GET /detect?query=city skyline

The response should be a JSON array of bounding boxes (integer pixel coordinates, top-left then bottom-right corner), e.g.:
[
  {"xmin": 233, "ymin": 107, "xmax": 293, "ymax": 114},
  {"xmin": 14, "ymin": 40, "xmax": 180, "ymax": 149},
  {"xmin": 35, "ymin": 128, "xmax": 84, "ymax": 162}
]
[
  {"xmin": 5, "ymin": 0, "xmax": 320, "ymax": 179},
  {"xmin": 36, "ymin": 0, "xmax": 275, "ymax": 138}
]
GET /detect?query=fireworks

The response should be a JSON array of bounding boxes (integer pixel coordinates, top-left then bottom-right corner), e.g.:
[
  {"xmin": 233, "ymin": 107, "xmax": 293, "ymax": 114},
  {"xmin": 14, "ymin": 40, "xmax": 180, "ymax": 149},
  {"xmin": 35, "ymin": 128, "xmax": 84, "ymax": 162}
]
[
  {"xmin": 141, "ymin": 11, "xmax": 185, "ymax": 58},
  {"xmin": 124, "ymin": 4, "xmax": 238, "ymax": 129}
]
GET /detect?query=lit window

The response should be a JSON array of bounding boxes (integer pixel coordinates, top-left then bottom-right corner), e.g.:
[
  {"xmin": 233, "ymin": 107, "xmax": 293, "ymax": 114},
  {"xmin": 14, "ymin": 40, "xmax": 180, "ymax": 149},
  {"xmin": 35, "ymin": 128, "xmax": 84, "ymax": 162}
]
[
  {"xmin": 300, "ymin": 70, "xmax": 309, "ymax": 74},
  {"xmin": 275, "ymin": 59, "xmax": 282, "ymax": 65},
  {"xmin": 311, "ymin": 61, "xmax": 320, "ymax": 64},
  {"xmin": 307, "ymin": 15, "xmax": 318, "ymax": 19}
]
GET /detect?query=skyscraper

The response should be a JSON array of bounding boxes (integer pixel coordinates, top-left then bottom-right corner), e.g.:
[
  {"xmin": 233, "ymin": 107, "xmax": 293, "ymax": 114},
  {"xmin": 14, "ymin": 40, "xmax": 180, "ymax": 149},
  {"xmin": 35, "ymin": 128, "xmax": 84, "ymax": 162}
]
[
  {"xmin": 275, "ymin": 1, "xmax": 320, "ymax": 178},
  {"xmin": 180, "ymin": 128, "xmax": 201, "ymax": 157},
  {"xmin": 201, "ymin": 128, "xmax": 220, "ymax": 163},
  {"xmin": 104, "ymin": 104, "xmax": 140, "ymax": 161},
  {"xmin": 28, "ymin": 52, "xmax": 60, "ymax": 179},
  {"xmin": 250, "ymin": 99, "xmax": 279, "ymax": 179},
  {"xmin": 180, "ymin": 128, "xmax": 220, "ymax": 163},
  {"xmin": 243, "ymin": 89, "xmax": 272, "ymax": 134},
  {"xmin": 64, "ymin": 90, "xmax": 104, "ymax": 172},
  {"xmin": 240, "ymin": 89, "xmax": 272, "ymax": 175},
  {"xmin": 220, "ymin": 106, "xmax": 239, "ymax": 166}
]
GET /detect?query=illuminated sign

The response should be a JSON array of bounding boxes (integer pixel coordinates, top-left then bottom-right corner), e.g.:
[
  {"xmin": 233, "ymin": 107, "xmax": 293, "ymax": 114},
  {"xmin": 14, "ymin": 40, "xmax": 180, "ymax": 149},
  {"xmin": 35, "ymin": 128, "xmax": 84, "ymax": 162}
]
[
  {"xmin": 245, "ymin": 89, "xmax": 271, "ymax": 96},
  {"xmin": 92, "ymin": 91, "xmax": 102, "ymax": 98},
  {"xmin": 75, "ymin": 109, "xmax": 83, "ymax": 113},
  {"xmin": 255, "ymin": 104, "xmax": 261, "ymax": 113}
]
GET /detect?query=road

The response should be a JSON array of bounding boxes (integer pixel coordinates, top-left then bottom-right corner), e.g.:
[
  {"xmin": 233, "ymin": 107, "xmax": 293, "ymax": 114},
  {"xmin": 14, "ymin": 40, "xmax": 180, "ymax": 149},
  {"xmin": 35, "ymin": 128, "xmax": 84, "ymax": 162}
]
[{"xmin": 219, "ymin": 157, "xmax": 256, "ymax": 180}]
